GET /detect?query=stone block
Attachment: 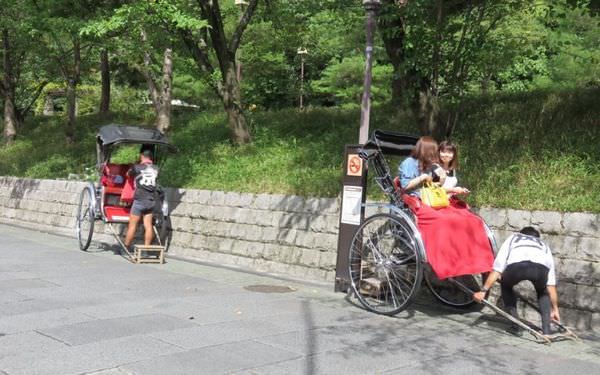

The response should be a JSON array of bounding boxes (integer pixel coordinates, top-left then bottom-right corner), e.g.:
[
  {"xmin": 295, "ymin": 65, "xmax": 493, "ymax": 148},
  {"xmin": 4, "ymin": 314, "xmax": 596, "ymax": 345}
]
[
  {"xmin": 251, "ymin": 194, "xmax": 271, "ymax": 210},
  {"xmin": 276, "ymin": 229, "xmax": 297, "ymax": 246},
  {"xmin": 284, "ymin": 212, "xmax": 311, "ymax": 230},
  {"xmin": 563, "ymin": 212, "xmax": 600, "ymax": 237},
  {"xmin": 294, "ymin": 231, "xmax": 315, "ymax": 249},
  {"xmin": 283, "ymin": 195, "xmax": 306, "ymax": 212},
  {"xmin": 246, "ymin": 242, "xmax": 265, "ymax": 258},
  {"xmin": 577, "ymin": 237, "xmax": 600, "ymax": 261},
  {"xmin": 261, "ymin": 243, "xmax": 279, "ymax": 261},
  {"xmin": 303, "ymin": 197, "xmax": 321, "ymax": 213},
  {"xmin": 299, "ymin": 249, "xmax": 321, "ymax": 268},
  {"xmin": 260, "ymin": 227, "xmax": 279, "ymax": 242},
  {"xmin": 208, "ymin": 190, "xmax": 226, "ymax": 206},
  {"xmin": 304, "ymin": 266, "xmax": 327, "ymax": 281},
  {"xmin": 323, "ymin": 215, "xmax": 340, "ymax": 234},
  {"xmin": 269, "ymin": 211, "xmax": 285, "ymax": 228},
  {"xmin": 556, "ymin": 283, "xmax": 578, "ymax": 308},
  {"xmin": 312, "ymin": 232, "xmax": 338, "ymax": 251},
  {"xmin": 188, "ymin": 233, "xmax": 207, "ymax": 249},
  {"xmin": 592, "ymin": 312, "xmax": 600, "ymax": 332},
  {"xmin": 556, "ymin": 259, "xmax": 600, "ymax": 286},
  {"xmin": 254, "ymin": 211, "xmax": 273, "ymax": 227},
  {"xmin": 318, "ymin": 251, "xmax": 337, "ymax": 270},
  {"xmin": 559, "ymin": 307, "xmax": 592, "ymax": 331},
  {"xmin": 241, "ymin": 224, "xmax": 263, "ymax": 242},
  {"xmin": 308, "ymin": 215, "xmax": 328, "ymax": 233},
  {"xmin": 267, "ymin": 193, "xmax": 289, "ymax": 211},
  {"xmin": 531, "ymin": 210, "xmax": 563, "ymax": 234},
  {"xmin": 230, "ymin": 239, "xmax": 248, "ymax": 257},
  {"xmin": 234, "ymin": 208, "xmax": 254, "ymax": 225},
  {"xmin": 574, "ymin": 285, "xmax": 600, "ymax": 311},
  {"xmin": 506, "ymin": 209, "xmax": 531, "ymax": 230},
  {"xmin": 543, "ymin": 234, "xmax": 578, "ymax": 259},
  {"xmin": 476, "ymin": 207, "xmax": 507, "ymax": 229}
]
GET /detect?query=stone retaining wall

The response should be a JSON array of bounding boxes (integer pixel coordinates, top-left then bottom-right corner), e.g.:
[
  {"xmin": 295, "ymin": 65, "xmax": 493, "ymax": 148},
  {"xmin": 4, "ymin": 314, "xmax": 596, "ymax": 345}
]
[{"xmin": 1, "ymin": 176, "xmax": 598, "ymax": 331}]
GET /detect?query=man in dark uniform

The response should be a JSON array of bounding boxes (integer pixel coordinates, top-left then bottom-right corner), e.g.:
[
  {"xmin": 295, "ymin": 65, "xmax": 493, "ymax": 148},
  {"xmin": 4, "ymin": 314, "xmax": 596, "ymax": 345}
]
[
  {"xmin": 124, "ymin": 145, "xmax": 159, "ymax": 249},
  {"xmin": 473, "ymin": 226, "xmax": 560, "ymax": 335}
]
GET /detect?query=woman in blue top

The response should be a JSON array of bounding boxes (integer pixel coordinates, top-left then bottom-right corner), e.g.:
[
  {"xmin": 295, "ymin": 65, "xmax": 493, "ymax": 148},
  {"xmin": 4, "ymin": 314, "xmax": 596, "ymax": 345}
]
[
  {"xmin": 398, "ymin": 136, "xmax": 495, "ymax": 280},
  {"xmin": 399, "ymin": 136, "xmax": 446, "ymax": 195}
]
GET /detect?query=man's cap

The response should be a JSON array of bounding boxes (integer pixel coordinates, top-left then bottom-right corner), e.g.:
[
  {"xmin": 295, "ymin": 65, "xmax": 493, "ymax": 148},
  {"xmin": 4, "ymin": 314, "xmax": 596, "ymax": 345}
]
[{"xmin": 140, "ymin": 144, "xmax": 154, "ymax": 159}]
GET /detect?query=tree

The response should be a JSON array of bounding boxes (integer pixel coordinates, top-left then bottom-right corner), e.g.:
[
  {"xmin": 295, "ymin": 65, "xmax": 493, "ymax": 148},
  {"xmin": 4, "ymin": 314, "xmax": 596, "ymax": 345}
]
[
  {"xmin": 379, "ymin": 0, "xmax": 528, "ymax": 139},
  {"xmin": 180, "ymin": 0, "xmax": 259, "ymax": 144},
  {"xmin": 83, "ymin": 1, "xmax": 207, "ymax": 134},
  {"xmin": 1, "ymin": 0, "xmax": 48, "ymax": 144}
]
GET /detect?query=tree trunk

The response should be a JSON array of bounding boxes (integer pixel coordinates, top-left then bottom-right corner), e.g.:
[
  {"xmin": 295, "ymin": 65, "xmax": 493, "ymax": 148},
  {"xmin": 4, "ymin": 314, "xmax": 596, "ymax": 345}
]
[
  {"xmin": 412, "ymin": 79, "xmax": 442, "ymax": 140},
  {"xmin": 65, "ymin": 79, "xmax": 77, "ymax": 143},
  {"xmin": 2, "ymin": 28, "xmax": 18, "ymax": 145},
  {"xmin": 65, "ymin": 38, "xmax": 81, "ymax": 144},
  {"xmin": 222, "ymin": 63, "xmax": 250, "ymax": 144},
  {"xmin": 380, "ymin": 0, "xmax": 407, "ymax": 105},
  {"xmin": 3, "ymin": 94, "xmax": 18, "ymax": 145},
  {"xmin": 155, "ymin": 48, "xmax": 173, "ymax": 134},
  {"xmin": 99, "ymin": 49, "xmax": 110, "ymax": 115},
  {"xmin": 181, "ymin": 0, "xmax": 256, "ymax": 145}
]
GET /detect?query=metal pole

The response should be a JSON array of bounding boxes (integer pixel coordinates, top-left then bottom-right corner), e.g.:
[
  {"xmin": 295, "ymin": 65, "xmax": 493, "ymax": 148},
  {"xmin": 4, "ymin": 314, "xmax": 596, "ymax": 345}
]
[
  {"xmin": 358, "ymin": 0, "xmax": 381, "ymax": 144},
  {"xmin": 300, "ymin": 55, "xmax": 304, "ymax": 109},
  {"xmin": 297, "ymin": 47, "xmax": 308, "ymax": 110}
]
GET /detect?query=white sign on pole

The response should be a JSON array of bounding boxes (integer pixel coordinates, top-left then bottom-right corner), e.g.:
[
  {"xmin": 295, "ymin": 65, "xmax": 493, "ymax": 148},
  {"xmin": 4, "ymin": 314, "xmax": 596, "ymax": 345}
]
[{"xmin": 341, "ymin": 185, "xmax": 363, "ymax": 225}]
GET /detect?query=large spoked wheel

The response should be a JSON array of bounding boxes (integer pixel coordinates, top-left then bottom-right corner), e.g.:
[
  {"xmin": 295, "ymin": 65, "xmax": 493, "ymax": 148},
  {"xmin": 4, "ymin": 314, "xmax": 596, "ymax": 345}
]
[
  {"xmin": 76, "ymin": 187, "xmax": 95, "ymax": 251},
  {"xmin": 424, "ymin": 269, "xmax": 487, "ymax": 308},
  {"xmin": 349, "ymin": 213, "xmax": 424, "ymax": 315}
]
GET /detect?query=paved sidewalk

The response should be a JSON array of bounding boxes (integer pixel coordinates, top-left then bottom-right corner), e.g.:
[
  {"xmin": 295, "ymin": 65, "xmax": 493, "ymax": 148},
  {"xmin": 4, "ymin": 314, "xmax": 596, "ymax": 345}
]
[{"xmin": 0, "ymin": 224, "xmax": 598, "ymax": 375}]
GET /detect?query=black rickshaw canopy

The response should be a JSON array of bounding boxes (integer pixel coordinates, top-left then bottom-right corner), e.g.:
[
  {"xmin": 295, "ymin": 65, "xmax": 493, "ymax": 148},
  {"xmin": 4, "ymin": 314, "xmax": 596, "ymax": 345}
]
[
  {"xmin": 96, "ymin": 124, "xmax": 177, "ymax": 165},
  {"xmin": 363, "ymin": 129, "xmax": 419, "ymax": 157}
]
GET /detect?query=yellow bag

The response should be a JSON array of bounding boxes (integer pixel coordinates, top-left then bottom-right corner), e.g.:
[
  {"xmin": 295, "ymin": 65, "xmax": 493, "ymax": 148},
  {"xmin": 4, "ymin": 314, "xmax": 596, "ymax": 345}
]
[{"xmin": 420, "ymin": 183, "xmax": 449, "ymax": 208}]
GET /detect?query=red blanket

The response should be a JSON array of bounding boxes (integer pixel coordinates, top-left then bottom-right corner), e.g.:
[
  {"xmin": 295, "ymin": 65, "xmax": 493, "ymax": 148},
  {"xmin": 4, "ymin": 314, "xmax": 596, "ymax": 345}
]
[{"xmin": 403, "ymin": 195, "xmax": 494, "ymax": 279}]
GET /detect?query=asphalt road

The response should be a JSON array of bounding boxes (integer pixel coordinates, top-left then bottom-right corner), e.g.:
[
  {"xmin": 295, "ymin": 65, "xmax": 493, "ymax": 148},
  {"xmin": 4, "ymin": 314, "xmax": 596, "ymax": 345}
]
[{"xmin": 0, "ymin": 223, "xmax": 598, "ymax": 375}]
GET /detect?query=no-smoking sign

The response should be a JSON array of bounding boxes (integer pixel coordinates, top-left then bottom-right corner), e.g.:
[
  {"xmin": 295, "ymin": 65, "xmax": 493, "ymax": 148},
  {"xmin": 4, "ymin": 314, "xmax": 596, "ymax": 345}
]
[{"xmin": 347, "ymin": 154, "xmax": 363, "ymax": 176}]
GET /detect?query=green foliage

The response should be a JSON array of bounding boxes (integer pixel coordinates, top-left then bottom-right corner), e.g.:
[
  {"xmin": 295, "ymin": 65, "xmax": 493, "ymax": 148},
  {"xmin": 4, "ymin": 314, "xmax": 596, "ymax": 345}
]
[
  {"xmin": 240, "ymin": 21, "xmax": 296, "ymax": 109},
  {"xmin": 312, "ymin": 56, "xmax": 393, "ymax": 108}
]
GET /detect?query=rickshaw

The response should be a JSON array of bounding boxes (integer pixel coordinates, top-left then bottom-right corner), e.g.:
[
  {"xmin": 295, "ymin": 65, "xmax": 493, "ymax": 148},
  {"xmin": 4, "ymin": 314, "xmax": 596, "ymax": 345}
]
[
  {"xmin": 347, "ymin": 130, "xmax": 576, "ymax": 343},
  {"xmin": 75, "ymin": 124, "xmax": 176, "ymax": 261}
]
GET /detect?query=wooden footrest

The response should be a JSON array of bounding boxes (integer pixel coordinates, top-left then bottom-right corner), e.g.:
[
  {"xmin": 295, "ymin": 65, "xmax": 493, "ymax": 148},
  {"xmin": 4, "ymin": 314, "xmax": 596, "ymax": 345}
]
[{"xmin": 133, "ymin": 245, "xmax": 165, "ymax": 264}]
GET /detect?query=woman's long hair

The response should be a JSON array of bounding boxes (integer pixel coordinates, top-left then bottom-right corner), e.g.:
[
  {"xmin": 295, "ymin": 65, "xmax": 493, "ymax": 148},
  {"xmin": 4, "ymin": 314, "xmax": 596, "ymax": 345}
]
[{"xmin": 412, "ymin": 136, "xmax": 439, "ymax": 172}]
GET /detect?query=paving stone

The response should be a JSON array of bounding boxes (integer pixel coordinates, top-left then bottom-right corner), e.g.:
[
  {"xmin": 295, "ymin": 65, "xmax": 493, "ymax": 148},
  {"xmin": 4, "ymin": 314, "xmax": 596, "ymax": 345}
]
[{"xmin": 37, "ymin": 314, "xmax": 196, "ymax": 346}]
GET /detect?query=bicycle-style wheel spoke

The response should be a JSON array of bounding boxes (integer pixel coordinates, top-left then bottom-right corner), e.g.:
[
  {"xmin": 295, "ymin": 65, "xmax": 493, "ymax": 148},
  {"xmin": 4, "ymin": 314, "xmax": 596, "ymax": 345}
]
[{"xmin": 348, "ymin": 214, "xmax": 423, "ymax": 315}]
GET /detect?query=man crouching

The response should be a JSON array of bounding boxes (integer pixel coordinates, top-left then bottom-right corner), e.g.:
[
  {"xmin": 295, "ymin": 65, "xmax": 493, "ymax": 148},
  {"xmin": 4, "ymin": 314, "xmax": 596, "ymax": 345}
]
[{"xmin": 473, "ymin": 226, "xmax": 560, "ymax": 335}]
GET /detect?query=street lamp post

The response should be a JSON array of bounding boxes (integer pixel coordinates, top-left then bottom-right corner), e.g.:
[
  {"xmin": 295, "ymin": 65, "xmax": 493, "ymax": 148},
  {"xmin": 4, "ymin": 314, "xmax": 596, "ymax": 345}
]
[
  {"xmin": 358, "ymin": 0, "xmax": 381, "ymax": 144},
  {"xmin": 235, "ymin": 0, "xmax": 248, "ymax": 83},
  {"xmin": 297, "ymin": 47, "xmax": 308, "ymax": 110}
]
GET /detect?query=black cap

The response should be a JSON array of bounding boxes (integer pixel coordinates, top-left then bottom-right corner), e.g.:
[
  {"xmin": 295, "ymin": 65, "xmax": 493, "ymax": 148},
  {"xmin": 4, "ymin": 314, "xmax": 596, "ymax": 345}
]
[{"xmin": 140, "ymin": 144, "xmax": 154, "ymax": 159}]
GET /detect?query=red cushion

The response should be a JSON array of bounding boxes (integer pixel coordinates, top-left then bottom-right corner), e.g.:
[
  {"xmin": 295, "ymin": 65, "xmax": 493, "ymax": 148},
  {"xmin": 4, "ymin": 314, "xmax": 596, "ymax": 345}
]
[
  {"xmin": 102, "ymin": 163, "xmax": 132, "ymax": 187},
  {"xmin": 104, "ymin": 206, "xmax": 131, "ymax": 222}
]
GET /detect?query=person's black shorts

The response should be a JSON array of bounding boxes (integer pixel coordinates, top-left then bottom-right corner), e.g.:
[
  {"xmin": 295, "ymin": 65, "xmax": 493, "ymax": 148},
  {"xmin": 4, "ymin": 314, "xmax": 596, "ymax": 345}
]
[{"xmin": 130, "ymin": 199, "xmax": 155, "ymax": 216}]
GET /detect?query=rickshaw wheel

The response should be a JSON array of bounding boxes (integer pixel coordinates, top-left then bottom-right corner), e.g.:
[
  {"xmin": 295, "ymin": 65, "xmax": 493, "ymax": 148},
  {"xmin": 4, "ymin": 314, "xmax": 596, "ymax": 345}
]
[
  {"xmin": 424, "ymin": 268, "xmax": 485, "ymax": 308},
  {"xmin": 76, "ymin": 187, "xmax": 95, "ymax": 251},
  {"xmin": 349, "ymin": 214, "xmax": 423, "ymax": 315},
  {"xmin": 153, "ymin": 216, "xmax": 172, "ymax": 251}
]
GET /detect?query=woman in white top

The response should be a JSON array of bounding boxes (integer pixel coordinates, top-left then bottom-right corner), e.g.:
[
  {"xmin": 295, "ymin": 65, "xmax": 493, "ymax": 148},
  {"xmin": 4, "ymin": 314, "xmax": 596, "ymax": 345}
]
[{"xmin": 438, "ymin": 140, "xmax": 469, "ymax": 195}]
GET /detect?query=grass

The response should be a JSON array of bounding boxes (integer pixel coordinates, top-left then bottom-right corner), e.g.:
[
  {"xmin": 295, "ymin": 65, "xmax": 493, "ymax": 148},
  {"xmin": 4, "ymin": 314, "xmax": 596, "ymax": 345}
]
[{"xmin": 1, "ymin": 87, "xmax": 599, "ymax": 212}]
